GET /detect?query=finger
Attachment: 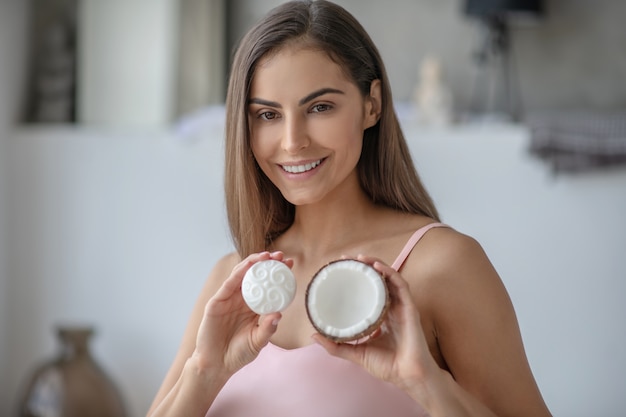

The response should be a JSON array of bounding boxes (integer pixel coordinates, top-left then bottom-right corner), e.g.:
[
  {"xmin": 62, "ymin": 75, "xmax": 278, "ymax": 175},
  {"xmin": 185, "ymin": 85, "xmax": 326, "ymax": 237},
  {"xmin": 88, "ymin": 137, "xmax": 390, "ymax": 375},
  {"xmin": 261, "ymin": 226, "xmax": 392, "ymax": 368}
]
[
  {"xmin": 349, "ymin": 255, "xmax": 414, "ymax": 312},
  {"xmin": 351, "ymin": 255, "xmax": 413, "ymax": 306},
  {"xmin": 354, "ymin": 253, "xmax": 385, "ymax": 266},
  {"xmin": 269, "ymin": 251, "xmax": 284, "ymax": 260},
  {"xmin": 372, "ymin": 261, "xmax": 411, "ymax": 298},
  {"xmin": 267, "ymin": 251, "xmax": 295, "ymax": 268},
  {"xmin": 312, "ymin": 334, "xmax": 366, "ymax": 365},
  {"xmin": 372, "ymin": 262, "xmax": 429, "ymax": 347},
  {"xmin": 252, "ymin": 313, "xmax": 282, "ymax": 351},
  {"xmin": 214, "ymin": 252, "xmax": 272, "ymax": 300},
  {"xmin": 368, "ymin": 326, "xmax": 384, "ymax": 340},
  {"xmin": 282, "ymin": 258, "xmax": 295, "ymax": 269}
]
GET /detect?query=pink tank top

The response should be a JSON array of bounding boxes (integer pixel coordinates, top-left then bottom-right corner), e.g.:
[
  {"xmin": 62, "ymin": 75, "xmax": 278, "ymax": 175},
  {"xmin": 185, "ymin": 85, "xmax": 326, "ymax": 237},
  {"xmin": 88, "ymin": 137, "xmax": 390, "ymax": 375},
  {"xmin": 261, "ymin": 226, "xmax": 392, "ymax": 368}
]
[{"xmin": 207, "ymin": 222, "xmax": 448, "ymax": 417}]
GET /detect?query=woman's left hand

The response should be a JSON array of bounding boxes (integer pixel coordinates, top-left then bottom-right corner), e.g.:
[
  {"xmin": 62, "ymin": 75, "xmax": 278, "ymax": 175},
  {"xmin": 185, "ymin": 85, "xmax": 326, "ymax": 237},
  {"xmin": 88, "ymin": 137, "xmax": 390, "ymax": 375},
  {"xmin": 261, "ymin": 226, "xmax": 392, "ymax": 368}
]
[{"xmin": 311, "ymin": 254, "xmax": 442, "ymax": 391}]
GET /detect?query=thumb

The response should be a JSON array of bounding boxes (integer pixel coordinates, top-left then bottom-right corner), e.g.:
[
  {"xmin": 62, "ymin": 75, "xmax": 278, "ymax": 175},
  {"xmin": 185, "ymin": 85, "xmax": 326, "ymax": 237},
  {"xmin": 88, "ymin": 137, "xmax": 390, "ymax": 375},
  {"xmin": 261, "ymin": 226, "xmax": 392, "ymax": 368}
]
[
  {"xmin": 312, "ymin": 334, "xmax": 365, "ymax": 365},
  {"xmin": 253, "ymin": 313, "xmax": 282, "ymax": 350}
]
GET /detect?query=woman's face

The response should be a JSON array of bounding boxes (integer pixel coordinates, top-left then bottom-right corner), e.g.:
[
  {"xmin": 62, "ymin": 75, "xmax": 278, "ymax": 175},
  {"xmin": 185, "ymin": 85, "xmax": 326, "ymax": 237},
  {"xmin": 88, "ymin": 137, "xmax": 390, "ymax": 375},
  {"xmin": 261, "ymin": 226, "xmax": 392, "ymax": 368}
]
[{"xmin": 248, "ymin": 46, "xmax": 379, "ymax": 206}]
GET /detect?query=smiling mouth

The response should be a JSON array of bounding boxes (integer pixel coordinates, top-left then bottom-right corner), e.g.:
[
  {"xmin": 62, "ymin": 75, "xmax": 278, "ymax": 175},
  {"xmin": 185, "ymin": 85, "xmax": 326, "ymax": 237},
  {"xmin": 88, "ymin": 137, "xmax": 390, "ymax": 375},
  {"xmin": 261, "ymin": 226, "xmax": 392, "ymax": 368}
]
[{"xmin": 281, "ymin": 159, "xmax": 323, "ymax": 174}]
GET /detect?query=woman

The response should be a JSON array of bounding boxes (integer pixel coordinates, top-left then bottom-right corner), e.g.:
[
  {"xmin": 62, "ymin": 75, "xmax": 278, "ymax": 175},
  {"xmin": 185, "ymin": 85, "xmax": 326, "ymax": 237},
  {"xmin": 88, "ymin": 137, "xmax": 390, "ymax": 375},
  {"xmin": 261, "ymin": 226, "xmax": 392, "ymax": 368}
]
[{"xmin": 147, "ymin": 1, "xmax": 552, "ymax": 416}]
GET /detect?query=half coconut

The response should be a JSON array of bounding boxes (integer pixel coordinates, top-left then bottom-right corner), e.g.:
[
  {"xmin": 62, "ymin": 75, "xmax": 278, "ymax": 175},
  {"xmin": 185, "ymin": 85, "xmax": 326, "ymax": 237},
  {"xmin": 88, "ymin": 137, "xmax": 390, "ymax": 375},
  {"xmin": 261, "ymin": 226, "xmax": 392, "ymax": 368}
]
[{"xmin": 305, "ymin": 259, "xmax": 389, "ymax": 343}]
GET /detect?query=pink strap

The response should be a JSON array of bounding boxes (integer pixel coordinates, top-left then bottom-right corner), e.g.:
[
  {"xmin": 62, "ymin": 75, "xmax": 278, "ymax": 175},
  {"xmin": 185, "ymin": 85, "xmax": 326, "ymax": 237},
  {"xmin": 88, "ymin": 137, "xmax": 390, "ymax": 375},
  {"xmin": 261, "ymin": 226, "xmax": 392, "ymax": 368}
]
[{"xmin": 391, "ymin": 222, "xmax": 449, "ymax": 271}]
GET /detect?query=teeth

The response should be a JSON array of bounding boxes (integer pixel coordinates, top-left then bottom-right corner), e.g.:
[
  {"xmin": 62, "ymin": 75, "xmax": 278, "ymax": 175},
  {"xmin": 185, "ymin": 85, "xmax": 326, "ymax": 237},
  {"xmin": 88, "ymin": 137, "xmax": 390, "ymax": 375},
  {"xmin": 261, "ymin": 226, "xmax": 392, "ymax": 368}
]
[{"xmin": 282, "ymin": 159, "xmax": 322, "ymax": 174}]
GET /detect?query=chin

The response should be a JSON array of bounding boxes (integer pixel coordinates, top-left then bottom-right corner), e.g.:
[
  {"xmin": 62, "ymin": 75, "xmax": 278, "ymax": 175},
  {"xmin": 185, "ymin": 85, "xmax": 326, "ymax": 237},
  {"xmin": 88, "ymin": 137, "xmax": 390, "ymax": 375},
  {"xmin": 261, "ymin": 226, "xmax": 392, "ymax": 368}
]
[{"xmin": 282, "ymin": 192, "xmax": 323, "ymax": 207}]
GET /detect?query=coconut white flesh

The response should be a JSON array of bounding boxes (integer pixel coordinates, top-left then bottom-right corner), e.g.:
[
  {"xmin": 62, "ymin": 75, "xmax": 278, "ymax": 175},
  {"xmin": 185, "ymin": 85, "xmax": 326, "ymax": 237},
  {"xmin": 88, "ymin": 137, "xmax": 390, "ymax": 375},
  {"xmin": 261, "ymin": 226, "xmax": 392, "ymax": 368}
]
[
  {"xmin": 241, "ymin": 260, "xmax": 296, "ymax": 315},
  {"xmin": 306, "ymin": 259, "xmax": 388, "ymax": 341}
]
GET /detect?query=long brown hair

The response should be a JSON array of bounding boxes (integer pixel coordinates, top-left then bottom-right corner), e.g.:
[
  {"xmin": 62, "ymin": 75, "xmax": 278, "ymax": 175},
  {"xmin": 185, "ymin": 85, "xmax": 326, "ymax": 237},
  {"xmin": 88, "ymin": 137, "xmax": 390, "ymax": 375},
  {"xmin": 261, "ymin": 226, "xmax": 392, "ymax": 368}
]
[{"xmin": 225, "ymin": 0, "xmax": 440, "ymax": 257}]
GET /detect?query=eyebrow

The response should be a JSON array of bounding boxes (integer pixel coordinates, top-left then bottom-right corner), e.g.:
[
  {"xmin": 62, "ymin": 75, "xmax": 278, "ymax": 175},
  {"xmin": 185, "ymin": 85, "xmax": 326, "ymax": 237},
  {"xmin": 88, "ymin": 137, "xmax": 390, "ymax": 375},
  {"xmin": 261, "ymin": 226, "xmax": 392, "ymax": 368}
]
[{"xmin": 248, "ymin": 87, "xmax": 345, "ymax": 108}]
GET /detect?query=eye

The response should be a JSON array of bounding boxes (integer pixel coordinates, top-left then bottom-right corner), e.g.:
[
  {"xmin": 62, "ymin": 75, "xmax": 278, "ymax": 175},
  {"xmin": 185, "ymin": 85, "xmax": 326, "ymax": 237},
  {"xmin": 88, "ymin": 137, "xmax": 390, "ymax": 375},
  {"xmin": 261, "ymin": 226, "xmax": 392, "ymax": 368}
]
[
  {"xmin": 310, "ymin": 103, "xmax": 332, "ymax": 113},
  {"xmin": 258, "ymin": 111, "xmax": 278, "ymax": 121}
]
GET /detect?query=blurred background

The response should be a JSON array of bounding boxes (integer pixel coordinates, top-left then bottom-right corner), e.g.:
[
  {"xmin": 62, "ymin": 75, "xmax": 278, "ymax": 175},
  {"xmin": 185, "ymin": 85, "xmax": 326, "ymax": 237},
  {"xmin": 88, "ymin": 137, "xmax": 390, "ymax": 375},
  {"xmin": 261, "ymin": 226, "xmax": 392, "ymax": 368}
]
[{"xmin": 1, "ymin": 0, "xmax": 625, "ymax": 416}]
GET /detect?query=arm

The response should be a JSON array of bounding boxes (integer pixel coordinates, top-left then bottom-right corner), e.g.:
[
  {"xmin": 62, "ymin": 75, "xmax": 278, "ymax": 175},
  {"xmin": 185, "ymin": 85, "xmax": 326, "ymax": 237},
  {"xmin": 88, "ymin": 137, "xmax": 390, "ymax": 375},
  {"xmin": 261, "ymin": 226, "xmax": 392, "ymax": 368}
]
[
  {"xmin": 146, "ymin": 251, "xmax": 291, "ymax": 417},
  {"xmin": 422, "ymin": 231, "xmax": 551, "ymax": 416},
  {"xmin": 313, "ymin": 230, "xmax": 552, "ymax": 417}
]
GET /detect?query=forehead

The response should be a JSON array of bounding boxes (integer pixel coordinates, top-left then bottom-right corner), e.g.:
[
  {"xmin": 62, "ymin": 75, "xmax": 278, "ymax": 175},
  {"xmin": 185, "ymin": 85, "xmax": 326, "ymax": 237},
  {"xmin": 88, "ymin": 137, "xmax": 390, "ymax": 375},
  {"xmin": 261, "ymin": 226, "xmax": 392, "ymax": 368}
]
[{"xmin": 250, "ymin": 46, "xmax": 354, "ymax": 98}]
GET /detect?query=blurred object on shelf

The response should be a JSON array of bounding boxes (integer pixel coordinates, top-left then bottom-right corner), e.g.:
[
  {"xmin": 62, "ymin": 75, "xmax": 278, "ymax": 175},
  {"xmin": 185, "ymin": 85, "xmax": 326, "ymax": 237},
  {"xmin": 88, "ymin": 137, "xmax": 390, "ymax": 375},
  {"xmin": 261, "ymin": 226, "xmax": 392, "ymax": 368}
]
[
  {"xmin": 17, "ymin": 326, "xmax": 127, "ymax": 417},
  {"xmin": 463, "ymin": 0, "xmax": 544, "ymax": 123},
  {"xmin": 25, "ymin": 0, "xmax": 78, "ymax": 123},
  {"xmin": 528, "ymin": 110, "xmax": 626, "ymax": 173},
  {"xmin": 413, "ymin": 56, "xmax": 454, "ymax": 128}
]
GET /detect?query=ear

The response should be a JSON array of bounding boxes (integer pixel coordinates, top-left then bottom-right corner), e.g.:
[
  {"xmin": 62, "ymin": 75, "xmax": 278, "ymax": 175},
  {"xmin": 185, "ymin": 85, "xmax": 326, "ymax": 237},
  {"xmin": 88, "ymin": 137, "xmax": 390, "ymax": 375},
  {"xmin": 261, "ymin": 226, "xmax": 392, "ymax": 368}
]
[{"xmin": 363, "ymin": 79, "xmax": 382, "ymax": 130}]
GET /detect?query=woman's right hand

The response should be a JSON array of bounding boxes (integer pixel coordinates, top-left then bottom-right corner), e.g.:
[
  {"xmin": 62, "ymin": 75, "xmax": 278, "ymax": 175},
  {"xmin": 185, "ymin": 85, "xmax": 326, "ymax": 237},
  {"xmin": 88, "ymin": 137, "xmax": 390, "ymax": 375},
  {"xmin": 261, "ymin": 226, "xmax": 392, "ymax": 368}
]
[{"xmin": 190, "ymin": 251, "xmax": 292, "ymax": 378}]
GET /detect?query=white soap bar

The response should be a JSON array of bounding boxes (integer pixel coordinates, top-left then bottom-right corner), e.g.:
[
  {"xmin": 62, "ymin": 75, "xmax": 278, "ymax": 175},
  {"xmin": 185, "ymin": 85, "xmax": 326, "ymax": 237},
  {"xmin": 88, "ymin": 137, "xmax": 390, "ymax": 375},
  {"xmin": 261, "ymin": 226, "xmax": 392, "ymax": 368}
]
[{"xmin": 242, "ymin": 260, "xmax": 296, "ymax": 315}]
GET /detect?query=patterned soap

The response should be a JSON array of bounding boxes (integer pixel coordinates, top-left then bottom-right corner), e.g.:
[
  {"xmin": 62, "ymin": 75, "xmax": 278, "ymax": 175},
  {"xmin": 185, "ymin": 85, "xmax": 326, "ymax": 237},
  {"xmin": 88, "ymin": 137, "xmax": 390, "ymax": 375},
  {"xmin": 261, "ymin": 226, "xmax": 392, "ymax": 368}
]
[{"xmin": 241, "ymin": 260, "xmax": 296, "ymax": 315}]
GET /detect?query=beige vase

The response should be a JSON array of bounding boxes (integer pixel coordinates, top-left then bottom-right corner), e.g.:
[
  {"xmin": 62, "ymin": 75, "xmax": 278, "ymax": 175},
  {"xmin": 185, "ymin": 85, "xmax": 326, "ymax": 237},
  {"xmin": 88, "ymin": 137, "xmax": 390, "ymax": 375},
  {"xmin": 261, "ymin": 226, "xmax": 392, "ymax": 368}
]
[{"xmin": 18, "ymin": 326, "xmax": 127, "ymax": 417}]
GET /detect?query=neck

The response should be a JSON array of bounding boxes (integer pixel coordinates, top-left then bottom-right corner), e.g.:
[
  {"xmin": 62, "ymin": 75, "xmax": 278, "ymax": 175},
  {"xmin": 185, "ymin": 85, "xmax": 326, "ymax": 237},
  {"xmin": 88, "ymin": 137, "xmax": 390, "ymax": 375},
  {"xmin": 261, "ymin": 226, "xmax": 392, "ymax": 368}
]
[{"xmin": 286, "ymin": 178, "xmax": 386, "ymax": 259}]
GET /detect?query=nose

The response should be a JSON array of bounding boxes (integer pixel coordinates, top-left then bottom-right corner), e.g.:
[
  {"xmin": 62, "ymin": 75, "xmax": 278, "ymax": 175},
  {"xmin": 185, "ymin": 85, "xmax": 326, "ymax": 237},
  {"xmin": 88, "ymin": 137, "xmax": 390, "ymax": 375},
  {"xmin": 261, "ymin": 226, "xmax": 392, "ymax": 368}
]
[{"xmin": 281, "ymin": 115, "xmax": 309, "ymax": 154}]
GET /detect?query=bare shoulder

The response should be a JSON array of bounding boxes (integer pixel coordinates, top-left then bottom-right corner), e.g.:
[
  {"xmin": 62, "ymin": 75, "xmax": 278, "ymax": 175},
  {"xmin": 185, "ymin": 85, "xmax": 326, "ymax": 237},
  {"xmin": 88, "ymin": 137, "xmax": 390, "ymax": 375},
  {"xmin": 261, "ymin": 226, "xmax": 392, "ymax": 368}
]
[
  {"xmin": 214, "ymin": 251, "xmax": 242, "ymax": 273},
  {"xmin": 401, "ymin": 225, "xmax": 500, "ymax": 294},
  {"xmin": 409, "ymin": 226, "xmax": 514, "ymax": 345},
  {"xmin": 401, "ymin": 225, "xmax": 510, "ymax": 333},
  {"xmin": 205, "ymin": 252, "xmax": 241, "ymax": 288},
  {"xmin": 183, "ymin": 251, "xmax": 242, "ymax": 344},
  {"xmin": 171, "ymin": 250, "xmax": 241, "ymax": 347},
  {"xmin": 402, "ymin": 226, "xmax": 552, "ymax": 416},
  {"xmin": 194, "ymin": 252, "xmax": 242, "ymax": 304}
]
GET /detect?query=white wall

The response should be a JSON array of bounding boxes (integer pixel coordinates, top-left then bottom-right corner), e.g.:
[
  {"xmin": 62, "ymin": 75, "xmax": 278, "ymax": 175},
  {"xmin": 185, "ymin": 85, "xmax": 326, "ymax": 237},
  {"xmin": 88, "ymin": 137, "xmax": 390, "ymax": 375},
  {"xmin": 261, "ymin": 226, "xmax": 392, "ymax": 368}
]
[
  {"xmin": 3, "ymin": 119, "xmax": 626, "ymax": 417},
  {"xmin": 4, "ymin": 122, "xmax": 233, "ymax": 417}
]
